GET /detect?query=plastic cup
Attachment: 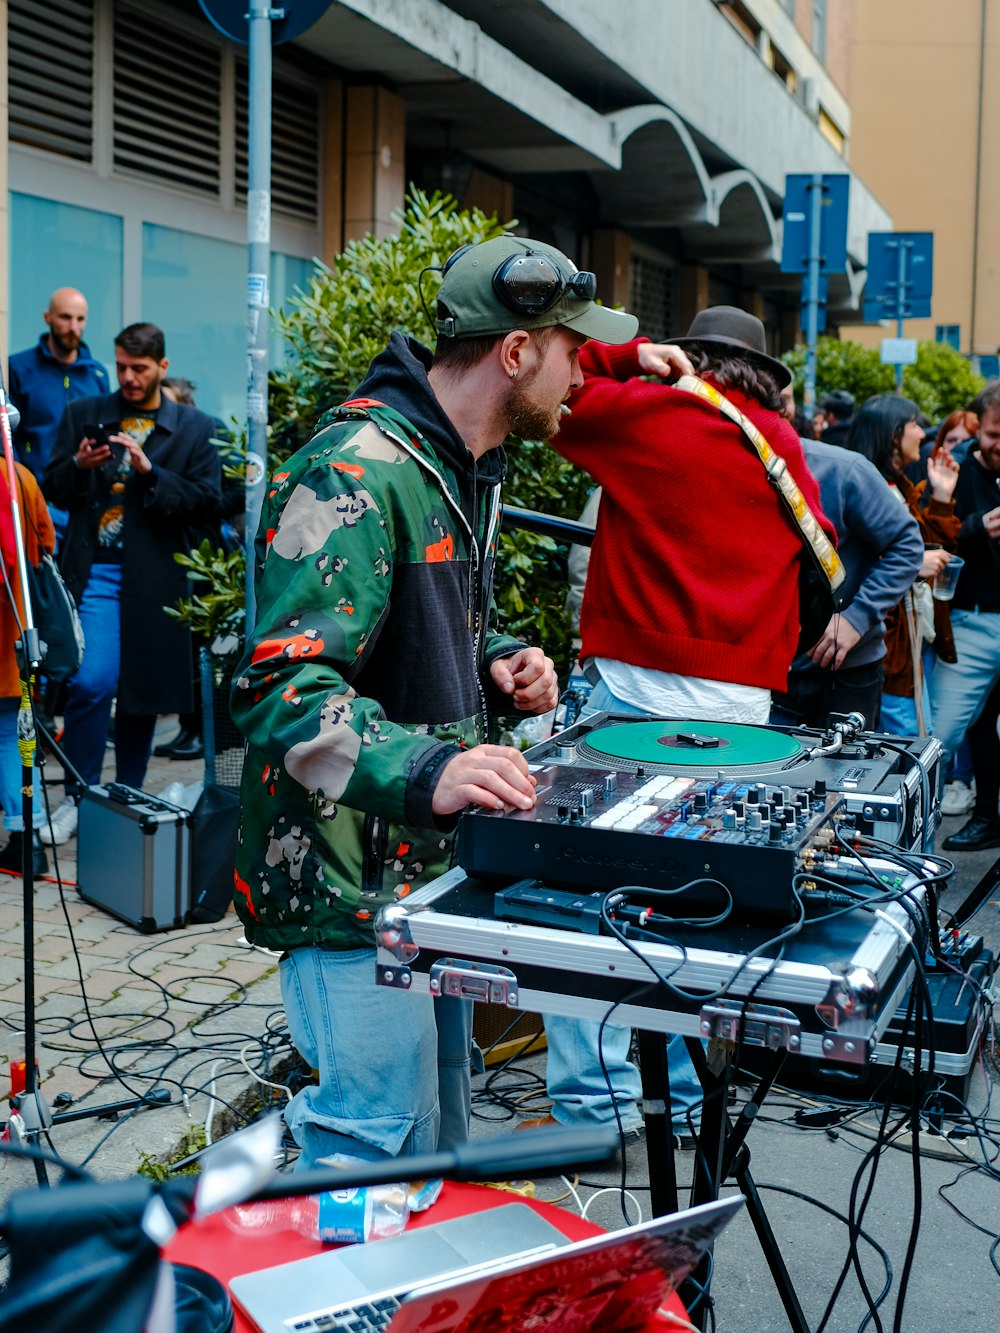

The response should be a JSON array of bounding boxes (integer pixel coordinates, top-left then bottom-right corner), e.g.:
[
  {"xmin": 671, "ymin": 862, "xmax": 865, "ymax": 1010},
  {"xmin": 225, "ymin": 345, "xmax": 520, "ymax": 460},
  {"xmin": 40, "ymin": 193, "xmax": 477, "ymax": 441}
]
[
  {"xmin": 7, "ymin": 1031, "xmax": 38, "ymax": 1097},
  {"xmin": 932, "ymin": 555, "xmax": 964, "ymax": 601}
]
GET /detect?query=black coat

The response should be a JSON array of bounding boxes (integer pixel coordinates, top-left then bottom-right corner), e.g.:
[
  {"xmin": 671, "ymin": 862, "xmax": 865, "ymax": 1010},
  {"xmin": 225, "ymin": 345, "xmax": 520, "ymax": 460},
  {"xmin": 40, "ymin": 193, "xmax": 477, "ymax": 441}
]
[{"xmin": 42, "ymin": 391, "xmax": 223, "ymax": 714}]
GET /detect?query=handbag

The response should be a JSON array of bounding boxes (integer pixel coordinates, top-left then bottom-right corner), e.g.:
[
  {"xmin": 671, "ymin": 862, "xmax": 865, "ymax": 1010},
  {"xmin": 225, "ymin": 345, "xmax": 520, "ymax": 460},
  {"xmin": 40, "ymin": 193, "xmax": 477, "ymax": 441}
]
[
  {"xmin": 18, "ymin": 483, "xmax": 85, "ymax": 682},
  {"xmin": 24, "ymin": 552, "xmax": 85, "ymax": 682},
  {"xmin": 674, "ymin": 375, "xmax": 845, "ymax": 653}
]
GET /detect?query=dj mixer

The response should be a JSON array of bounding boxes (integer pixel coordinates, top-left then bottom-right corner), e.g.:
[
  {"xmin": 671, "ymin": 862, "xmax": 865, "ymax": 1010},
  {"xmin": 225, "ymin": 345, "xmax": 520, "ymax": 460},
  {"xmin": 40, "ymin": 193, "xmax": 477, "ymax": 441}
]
[{"xmin": 458, "ymin": 714, "xmax": 941, "ymax": 920}]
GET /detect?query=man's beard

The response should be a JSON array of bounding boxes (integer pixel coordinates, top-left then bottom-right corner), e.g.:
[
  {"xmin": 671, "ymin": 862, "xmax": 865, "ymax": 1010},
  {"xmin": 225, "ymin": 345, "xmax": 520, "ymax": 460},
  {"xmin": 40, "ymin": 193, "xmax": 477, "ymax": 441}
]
[
  {"xmin": 51, "ymin": 331, "xmax": 81, "ymax": 357},
  {"xmin": 506, "ymin": 378, "xmax": 564, "ymax": 442}
]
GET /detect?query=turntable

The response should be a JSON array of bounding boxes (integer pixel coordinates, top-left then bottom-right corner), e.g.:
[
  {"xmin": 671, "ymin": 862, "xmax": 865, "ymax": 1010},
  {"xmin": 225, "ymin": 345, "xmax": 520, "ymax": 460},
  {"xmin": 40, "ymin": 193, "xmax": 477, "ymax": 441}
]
[{"xmin": 457, "ymin": 713, "xmax": 941, "ymax": 920}]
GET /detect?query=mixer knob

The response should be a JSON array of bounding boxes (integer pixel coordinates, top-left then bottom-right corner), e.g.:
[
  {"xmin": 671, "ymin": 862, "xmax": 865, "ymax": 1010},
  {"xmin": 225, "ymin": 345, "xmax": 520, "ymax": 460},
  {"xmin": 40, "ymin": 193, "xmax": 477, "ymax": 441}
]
[
  {"xmin": 636, "ymin": 765, "xmax": 646, "ymax": 778},
  {"xmin": 782, "ymin": 786, "xmax": 794, "ymax": 805},
  {"xmin": 747, "ymin": 786, "xmax": 761, "ymax": 805},
  {"xmin": 693, "ymin": 791, "xmax": 709, "ymax": 812},
  {"xmin": 557, "ymin": 805, "xmax": 570, "ymax": 820},
  {"xmin": 796, "ymin": 791, "xmax": 811, "ymax": 810},
  {"xmin": 732, "ymin": 799, "xmax": 746, "ymax": 818},
  {"xmin": 746, "ymin": 809, "xmax": 763, "ymax": 832},
  {"xmin": 768, "ymin": 821, "xmax": 783, "ymax": 843},
  {"xmin": 814, "ymin": 778, "xmax": 827, "ymax": 796},
  {"xmin": 568, "ymin": 807, "xmax": 581, "ymax": 822},
  {"xmin": 722, "ymin": 809, "xmax": 737, "ymax": 829}
]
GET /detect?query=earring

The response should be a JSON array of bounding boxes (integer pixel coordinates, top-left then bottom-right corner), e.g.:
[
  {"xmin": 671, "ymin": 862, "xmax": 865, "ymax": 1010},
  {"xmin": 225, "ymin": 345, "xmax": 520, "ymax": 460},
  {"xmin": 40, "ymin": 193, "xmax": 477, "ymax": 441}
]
[{"xmin": 509, "ymin": 368, "xmax": 518, "ymax": 380}]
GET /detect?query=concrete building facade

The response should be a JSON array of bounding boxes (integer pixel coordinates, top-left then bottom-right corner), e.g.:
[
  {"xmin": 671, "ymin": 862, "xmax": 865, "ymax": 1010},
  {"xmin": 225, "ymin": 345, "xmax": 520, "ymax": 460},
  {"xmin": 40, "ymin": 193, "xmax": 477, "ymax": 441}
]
[
  {"xmin": 3, "ymin": 0, "xmax": 890, "ymax": 422},
  {"xmin": 845, "ymin": 0, "xmax": 999, "ymax": 363}
]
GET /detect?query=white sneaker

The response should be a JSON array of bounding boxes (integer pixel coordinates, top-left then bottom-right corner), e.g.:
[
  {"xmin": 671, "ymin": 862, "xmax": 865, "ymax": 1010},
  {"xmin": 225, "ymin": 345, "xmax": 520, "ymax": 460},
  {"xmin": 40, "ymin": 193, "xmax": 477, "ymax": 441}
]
[
  {"xmin": 38, "ymin": 799, "xmax": 79, "ymax": 846},
  {"xmin": 940, "ymin": 780, "xmax": 976, "ymax": 817}
]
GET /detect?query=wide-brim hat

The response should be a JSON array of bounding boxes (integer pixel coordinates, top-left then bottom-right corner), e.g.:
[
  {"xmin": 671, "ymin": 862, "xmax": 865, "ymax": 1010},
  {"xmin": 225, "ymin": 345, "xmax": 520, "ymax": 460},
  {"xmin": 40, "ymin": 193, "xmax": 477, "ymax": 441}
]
[
  {"xmin": 436, "ymin": 236, "xmax": 638, "ymax": 345},
  {"xmin": 670, "ymin": 305, "xmax": 791, "ymax": 388}
]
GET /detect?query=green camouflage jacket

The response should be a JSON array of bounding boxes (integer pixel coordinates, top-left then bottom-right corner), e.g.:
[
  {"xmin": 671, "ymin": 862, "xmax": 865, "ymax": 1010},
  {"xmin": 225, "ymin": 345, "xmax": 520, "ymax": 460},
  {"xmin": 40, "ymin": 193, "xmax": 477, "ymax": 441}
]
[{"xmin": 231, "ymin": 334, "xmax": 524, "ymax": 952}]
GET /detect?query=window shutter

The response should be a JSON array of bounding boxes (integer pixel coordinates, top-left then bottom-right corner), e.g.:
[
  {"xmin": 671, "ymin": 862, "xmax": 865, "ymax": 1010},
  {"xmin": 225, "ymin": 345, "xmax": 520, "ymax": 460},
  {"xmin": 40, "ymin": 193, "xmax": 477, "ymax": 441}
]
[
  {"xmin": 235, "ymin": 61, "xmax": 321, "ymax": 222},
  {"xmin": 8, "ymin": 0, "xmax": 95, "ymax": 161},
  {"xmin": 112, "ymin": 1, "xmax": 222, "ymax": 194}
]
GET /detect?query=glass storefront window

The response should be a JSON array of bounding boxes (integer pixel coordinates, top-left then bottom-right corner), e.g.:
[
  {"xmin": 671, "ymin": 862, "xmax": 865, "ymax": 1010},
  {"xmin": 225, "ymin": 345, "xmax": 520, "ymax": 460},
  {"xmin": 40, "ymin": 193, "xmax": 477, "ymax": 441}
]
[
  {"xmin": 142, "ymin": 223, "xmax": 313, "ymax": 427},
  {"xmin": 8, "ymin": 194, "xmax": 123, "ymax": 372}
]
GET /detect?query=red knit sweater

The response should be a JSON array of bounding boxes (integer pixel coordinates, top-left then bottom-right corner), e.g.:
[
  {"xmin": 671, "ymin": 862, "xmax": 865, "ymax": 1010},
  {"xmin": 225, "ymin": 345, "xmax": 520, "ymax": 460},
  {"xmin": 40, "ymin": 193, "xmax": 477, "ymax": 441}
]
[{"xmin": 554, "ymin": 339, "xmax": 836, "ymax": 692}]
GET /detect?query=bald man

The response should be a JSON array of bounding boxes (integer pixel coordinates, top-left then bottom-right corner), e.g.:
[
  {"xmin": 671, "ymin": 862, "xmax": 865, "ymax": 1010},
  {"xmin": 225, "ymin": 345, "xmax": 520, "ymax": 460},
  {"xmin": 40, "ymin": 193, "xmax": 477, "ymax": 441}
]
[{"xmin": 8, "ymin": 287, "xmax": 109, "ymax": 480}]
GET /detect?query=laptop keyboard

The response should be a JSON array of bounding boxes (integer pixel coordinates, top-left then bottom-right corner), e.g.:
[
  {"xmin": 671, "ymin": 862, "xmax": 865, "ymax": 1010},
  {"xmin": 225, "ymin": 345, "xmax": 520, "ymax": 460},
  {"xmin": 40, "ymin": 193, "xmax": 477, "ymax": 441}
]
[{"xmin": 289, "ymin": 1295, "xmax": 402, "ymax": 1331}]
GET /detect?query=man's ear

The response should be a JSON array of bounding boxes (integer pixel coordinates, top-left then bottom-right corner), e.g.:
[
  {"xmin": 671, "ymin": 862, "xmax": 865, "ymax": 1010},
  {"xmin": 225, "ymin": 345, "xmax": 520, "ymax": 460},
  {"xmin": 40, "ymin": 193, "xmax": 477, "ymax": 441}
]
[{"xmin": 499, "ymin": 330, "xmax": 531, "ymax": 379}]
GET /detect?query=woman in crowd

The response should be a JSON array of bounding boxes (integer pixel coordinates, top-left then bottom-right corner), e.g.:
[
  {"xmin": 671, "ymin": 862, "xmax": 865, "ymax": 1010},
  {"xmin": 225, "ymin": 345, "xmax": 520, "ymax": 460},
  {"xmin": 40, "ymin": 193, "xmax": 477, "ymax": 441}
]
[{"xmin": 843, "ymin": 394, "xmax": 960, "ymax": 736}]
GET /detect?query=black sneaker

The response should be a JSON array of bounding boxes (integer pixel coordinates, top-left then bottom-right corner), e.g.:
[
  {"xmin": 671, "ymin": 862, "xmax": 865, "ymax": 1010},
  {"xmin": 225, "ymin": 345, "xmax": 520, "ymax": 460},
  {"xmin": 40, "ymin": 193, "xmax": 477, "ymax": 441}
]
[{"xmin": 0, "ymin": 831, "xmax": 49, "ymax": 876}]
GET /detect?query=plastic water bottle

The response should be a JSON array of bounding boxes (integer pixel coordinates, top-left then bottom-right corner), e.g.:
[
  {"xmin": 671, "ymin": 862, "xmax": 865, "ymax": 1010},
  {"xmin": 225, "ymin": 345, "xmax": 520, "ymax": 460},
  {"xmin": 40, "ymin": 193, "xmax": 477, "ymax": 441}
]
[{"xmin": 225, "ymin": 1182, "xmax": 410, "ymax": 1244}]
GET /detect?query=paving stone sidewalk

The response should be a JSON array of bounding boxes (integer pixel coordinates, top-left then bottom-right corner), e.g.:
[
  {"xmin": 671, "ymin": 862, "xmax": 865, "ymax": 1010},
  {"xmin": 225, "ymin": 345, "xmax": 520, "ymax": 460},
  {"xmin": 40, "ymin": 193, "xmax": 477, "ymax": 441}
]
[{"xmin": 0, "ymin": 719, "xmax": 283, "ymax": 1199}]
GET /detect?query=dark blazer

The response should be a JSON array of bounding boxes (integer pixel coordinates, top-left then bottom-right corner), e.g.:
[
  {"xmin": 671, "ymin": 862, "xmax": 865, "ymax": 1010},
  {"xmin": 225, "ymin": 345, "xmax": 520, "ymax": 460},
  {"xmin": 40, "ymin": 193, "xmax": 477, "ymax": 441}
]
[{"xmin": 42, "ymin": 391, "xmax": 223, "ymax": 715}]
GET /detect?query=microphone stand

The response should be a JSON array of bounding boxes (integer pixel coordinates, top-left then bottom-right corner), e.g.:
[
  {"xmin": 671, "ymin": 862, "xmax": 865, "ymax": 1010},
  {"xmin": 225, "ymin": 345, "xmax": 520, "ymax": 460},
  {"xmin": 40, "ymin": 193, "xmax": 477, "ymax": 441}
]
[
  {"xmin": 0, "ymin": 376, "xmax": 171, "ymax": 1186},
  {"xmin": 0, "ymin": 374, "xmax": 50, "ymax": 1185}
]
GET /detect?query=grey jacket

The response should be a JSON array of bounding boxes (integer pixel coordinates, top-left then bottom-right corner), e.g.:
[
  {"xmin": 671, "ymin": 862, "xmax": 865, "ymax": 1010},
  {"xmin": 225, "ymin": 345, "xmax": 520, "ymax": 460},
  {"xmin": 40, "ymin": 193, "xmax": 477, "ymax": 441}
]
[{"xmin": 793, "ymin": 439, "xmax": 924, "ymax": 671}]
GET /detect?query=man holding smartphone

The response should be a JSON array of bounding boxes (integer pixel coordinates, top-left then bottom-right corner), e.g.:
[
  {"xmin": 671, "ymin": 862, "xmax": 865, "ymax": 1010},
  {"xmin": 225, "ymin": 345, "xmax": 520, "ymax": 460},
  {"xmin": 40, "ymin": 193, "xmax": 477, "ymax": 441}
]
[{"xmin": 39, "ymin": 323, "xmax": 221, "ymax": 844}]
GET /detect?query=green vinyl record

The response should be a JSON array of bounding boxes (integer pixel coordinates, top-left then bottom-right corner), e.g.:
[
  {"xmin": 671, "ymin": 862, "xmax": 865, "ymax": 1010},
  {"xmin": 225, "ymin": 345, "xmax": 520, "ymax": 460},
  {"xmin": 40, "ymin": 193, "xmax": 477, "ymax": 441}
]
[{"xmin": 579, "ymin": 720, "xmax": 802, "ymax": 772}]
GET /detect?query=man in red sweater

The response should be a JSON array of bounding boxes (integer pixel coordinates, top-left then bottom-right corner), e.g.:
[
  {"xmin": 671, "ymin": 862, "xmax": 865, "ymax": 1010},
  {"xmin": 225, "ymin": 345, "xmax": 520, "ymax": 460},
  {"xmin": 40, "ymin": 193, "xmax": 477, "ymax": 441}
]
[{"xmin": 532, "ymin": 307, "xmax": 835, "ymax": 1142}]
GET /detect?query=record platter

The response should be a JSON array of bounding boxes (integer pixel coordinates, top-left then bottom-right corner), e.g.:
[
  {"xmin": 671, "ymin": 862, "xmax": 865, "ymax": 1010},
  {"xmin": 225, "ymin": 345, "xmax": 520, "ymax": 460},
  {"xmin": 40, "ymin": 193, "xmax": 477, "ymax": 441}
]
[
  {"xmin": 457, "ymin": 713, "xmax": 941, "ymax": 920},
  {"xmin": 576, "ymin": 718, "xmax": 804, "ymax": 776}
]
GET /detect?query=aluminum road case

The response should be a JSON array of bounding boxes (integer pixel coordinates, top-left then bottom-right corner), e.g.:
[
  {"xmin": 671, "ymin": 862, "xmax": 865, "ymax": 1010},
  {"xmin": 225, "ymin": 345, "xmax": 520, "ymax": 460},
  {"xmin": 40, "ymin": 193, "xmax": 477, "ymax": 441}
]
[
  {"xmin": 77, "ymin": 783, "xmax": 191, "ymax": 933},
  {"xmin": 375, "ymin": 860, "xmax": 931, "ymax": 1068}
]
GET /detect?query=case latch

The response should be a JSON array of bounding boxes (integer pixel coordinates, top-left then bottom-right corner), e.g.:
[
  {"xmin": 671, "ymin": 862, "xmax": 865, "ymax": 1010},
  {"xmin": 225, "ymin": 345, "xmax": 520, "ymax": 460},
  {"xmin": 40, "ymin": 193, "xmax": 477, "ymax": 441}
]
[
  {"xmin": 699, "ymin": 1000, "xmax": 801, "ymax": 1051},
  {"xmin": 428, "ymin": 958, "xmax": 519, "ymax": 1006}
]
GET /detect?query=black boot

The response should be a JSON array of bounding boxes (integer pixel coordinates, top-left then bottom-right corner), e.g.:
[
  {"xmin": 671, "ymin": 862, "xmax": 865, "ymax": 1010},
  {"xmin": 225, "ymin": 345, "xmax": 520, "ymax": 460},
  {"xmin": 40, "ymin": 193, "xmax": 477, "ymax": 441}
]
[
  {"xmin": 941, "ymin": 813, "xmax": 1000, "ymax": 852},
  {"xmin": 0, "ymin": 831, "xmax": 49, "ymax": 876}
]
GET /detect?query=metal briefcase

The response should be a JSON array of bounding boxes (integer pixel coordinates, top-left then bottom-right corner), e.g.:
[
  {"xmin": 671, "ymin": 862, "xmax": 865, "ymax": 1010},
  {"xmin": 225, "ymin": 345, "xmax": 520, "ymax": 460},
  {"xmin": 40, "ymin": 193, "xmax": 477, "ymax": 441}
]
[{"xmin": 77, "ymin": 783, "xmax": 192, "ymax": 933}]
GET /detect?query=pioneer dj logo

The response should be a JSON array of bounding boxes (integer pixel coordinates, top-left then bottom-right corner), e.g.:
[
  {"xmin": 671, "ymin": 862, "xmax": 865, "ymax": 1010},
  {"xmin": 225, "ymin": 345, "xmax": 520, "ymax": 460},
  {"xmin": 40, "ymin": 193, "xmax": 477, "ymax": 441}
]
[{"xmin": 556, "ymin": 845, "xmax": 680, "ymax": 877}]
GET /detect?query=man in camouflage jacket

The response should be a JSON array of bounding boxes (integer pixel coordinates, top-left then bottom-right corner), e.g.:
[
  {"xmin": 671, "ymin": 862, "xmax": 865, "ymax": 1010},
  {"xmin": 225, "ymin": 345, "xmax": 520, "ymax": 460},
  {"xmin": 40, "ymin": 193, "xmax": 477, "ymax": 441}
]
[{"xmin": 231, "ymin": 235, "xmax": 638, "ymax": 1166}]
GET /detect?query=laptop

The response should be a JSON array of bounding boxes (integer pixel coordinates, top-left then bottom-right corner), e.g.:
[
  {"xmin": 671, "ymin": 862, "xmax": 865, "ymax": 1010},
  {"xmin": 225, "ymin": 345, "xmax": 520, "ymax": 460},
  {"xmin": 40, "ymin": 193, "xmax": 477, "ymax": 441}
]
[{"xmin": 230, "ymin": 1196, "xmax": 743, "ymax": 1333}]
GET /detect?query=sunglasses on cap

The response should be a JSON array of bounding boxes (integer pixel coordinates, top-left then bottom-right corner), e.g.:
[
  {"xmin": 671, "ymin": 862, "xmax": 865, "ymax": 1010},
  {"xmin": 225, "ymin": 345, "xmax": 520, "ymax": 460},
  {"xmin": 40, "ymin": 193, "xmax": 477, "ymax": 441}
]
[{"xmin": 444, "ymin": 244, "xmax": 598, "ymax": 317}]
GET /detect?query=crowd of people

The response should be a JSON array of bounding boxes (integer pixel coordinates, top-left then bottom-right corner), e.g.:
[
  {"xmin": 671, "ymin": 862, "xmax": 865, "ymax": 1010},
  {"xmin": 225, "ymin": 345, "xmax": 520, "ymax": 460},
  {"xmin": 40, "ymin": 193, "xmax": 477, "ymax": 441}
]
[
  {"xmin": 0, "ymin": 287, "xmax": 233, "ymax": 873},
  {"xmin": 3, "ymin": 250, "xmax": 999, "ymax": 1167}
]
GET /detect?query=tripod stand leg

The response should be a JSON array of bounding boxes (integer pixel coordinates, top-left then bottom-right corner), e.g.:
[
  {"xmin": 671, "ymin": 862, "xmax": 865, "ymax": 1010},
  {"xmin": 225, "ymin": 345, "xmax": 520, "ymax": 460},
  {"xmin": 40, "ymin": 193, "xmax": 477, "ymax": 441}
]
[
  {"xmin": 636, "ymin": 1029, "xmax": 678, "ymax": 1218},
  {"xmin": 734, "ymin": 1149, "xmax": 811, "ymax": 1333}
]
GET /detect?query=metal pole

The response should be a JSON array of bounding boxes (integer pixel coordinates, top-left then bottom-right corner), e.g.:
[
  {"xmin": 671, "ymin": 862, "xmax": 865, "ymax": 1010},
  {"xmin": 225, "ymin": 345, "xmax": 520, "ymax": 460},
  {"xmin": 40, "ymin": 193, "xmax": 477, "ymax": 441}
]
[
  {"xmin": 244, "ymin": 3, "xmax": 276, "ymax": 633},
  {"xmin": 894, "ymin": 240, "xmax": 909, "ymax": 392},
  {"xmin": 802, "ymin": 174, "xmax": 824, "ymax": 424}
]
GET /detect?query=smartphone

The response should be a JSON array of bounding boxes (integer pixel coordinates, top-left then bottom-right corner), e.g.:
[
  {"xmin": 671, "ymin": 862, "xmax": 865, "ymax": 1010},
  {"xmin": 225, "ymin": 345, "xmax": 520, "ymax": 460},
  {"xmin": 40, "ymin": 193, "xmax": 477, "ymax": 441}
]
[{"xmin": 93, "ymin": 421, "xmax": 120, "ymax": 447}]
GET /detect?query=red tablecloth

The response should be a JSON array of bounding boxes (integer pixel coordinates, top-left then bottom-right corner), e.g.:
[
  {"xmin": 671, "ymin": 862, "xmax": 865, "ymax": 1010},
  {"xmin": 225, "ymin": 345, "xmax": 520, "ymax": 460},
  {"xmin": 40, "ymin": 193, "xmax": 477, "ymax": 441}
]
[{"xmin": 164, "ymin": 1181, "xmax": 690, "ymax": 1331}]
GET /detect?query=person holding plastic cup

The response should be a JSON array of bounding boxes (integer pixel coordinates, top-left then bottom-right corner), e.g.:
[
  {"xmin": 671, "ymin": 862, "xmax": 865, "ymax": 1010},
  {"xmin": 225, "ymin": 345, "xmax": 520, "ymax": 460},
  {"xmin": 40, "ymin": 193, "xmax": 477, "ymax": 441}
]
[
  {"xmin": 929, "ymin": 381, "xmax": 1000, "ymax": 851},
  {"xmin": 841, "ymin": 394, "xmax": 961, "ymax": 738}
]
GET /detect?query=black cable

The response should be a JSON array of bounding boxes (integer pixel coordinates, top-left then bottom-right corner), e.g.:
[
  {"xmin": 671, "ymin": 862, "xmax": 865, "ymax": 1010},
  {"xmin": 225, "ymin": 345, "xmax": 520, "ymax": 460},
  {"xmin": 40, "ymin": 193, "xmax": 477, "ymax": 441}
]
[{"xmin": 756, "ymin": 1182, "xmax": 893, "ymax": 1333}]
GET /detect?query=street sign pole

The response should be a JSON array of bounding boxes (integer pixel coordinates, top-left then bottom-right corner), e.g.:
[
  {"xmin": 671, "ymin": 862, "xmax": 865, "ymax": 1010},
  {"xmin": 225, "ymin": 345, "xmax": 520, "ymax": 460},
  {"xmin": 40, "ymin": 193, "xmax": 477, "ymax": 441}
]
[
  {"xmin": 782, "ymin": 172, "xmax": 849, "ymax": 423},
  {"xmin": 803, "ymin": 174, "xmax": 824, "ymax": 423},
  {"xmin": 243, "ymin": 2, "xmax": 276, "ymax": 633},
  {"xmin": 198, "ymin": 1, "xmax": 333, "ymax": 632},
  {"xmin": 894, "ymin": 239, "xmax": 908, "ymax": 390}
]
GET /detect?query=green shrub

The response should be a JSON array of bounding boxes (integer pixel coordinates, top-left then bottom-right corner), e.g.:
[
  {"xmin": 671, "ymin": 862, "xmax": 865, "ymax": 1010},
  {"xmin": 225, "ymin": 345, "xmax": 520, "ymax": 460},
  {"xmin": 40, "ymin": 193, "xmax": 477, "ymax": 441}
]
[
  {"xmin": 783, "ymin": 336, "xmax": 985, "ymax": 421},
  {"xmin": 178, "ymin": 188, "xmax": 593, "ymax": 684}
]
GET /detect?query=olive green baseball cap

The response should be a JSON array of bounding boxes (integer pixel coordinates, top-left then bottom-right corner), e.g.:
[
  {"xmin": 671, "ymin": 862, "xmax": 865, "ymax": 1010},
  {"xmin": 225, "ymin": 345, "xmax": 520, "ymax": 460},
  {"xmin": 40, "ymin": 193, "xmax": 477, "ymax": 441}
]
[{"xmin": 435, "ymin": 235, "xmax": 638, "ymax": 344}]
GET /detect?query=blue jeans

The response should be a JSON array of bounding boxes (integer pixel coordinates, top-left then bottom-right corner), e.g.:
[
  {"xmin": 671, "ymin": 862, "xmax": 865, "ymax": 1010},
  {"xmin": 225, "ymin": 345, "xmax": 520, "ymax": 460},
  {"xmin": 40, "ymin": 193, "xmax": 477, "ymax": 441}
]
[
  {"xmin": 928, "ymin": 610, "xmax": 1000, "ymax": 774},
  {"xmin": 541, "ymin": 677, "xmax": 703, "ymax": 1132},
  {"xmin": 0, "ymin": 707, "xmax": 44, "ymax": 832},
  {"xmin": 61, "ymin": 565, "xmax": 157, "ymax": 791},
  {"xmin": 280, "ymin": 946, "xmax": 473, "ymax": 1168}
]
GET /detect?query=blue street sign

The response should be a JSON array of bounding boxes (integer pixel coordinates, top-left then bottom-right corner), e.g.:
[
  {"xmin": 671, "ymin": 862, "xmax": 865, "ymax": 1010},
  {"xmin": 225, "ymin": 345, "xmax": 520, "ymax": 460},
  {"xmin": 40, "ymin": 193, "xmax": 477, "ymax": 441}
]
[
  {"xmin": 781, "ymin": 173, "xmax": 850, "ymax": 274},
  {"xmin": 863, "ymin": 232, "xmax": 933, "ymax": 322},
  {"xmin": 199, "ymin": 0, "xmax": 331, "ymax": 44}
]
